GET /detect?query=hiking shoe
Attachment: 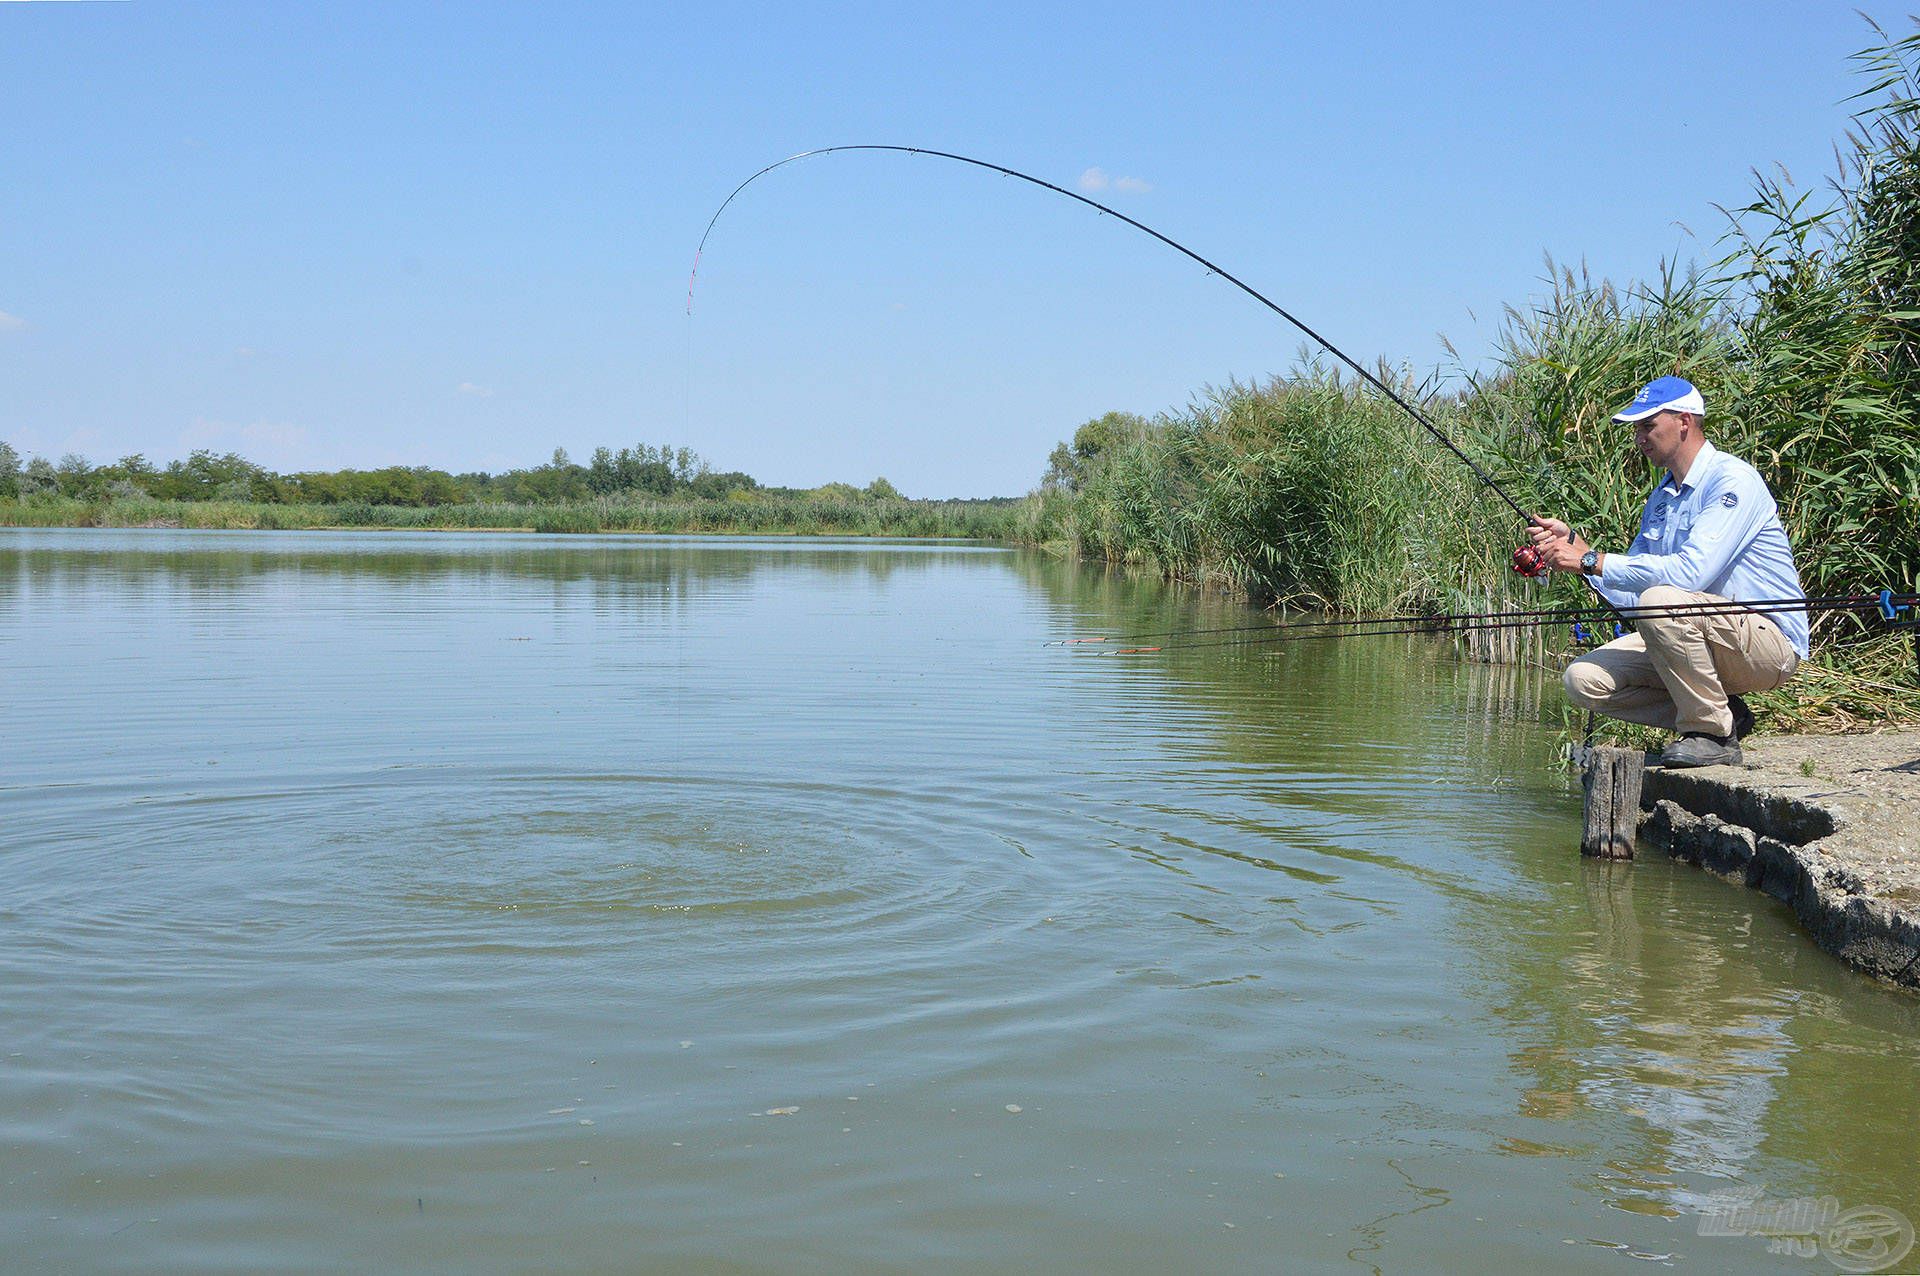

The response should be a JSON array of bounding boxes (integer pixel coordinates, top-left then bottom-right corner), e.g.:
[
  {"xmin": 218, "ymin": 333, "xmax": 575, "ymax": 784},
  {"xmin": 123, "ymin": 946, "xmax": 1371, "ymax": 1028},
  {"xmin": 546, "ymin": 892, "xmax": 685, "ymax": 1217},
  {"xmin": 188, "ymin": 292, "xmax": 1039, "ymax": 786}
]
[
  {"xmin": 1728, "ymin": 694, "xmax": 1756, "ymax": 741},
  {"xmin": 1659, "ymin": 733, "xmax": 1743, "ymax": 769}
]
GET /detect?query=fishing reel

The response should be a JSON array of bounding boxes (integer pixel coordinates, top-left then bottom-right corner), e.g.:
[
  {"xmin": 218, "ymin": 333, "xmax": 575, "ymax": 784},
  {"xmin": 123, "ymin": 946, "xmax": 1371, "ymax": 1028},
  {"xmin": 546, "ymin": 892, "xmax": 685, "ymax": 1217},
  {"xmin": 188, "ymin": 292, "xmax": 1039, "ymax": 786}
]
[{"xmin": 1510, "ymin": 543, "xmax": 1551, "ymax": 578}]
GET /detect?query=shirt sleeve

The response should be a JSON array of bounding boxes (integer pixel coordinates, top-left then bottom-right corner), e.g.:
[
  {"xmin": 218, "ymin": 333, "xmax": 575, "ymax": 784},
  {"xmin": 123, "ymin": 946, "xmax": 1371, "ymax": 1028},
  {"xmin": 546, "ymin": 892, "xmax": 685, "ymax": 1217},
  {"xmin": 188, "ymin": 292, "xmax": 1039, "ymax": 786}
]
[
  {"xmin": 1597, "ymin": 469, "xmax": 1771, "ymax": 596},
  {"xmin": 1588, "ymin": 575, "xmax": 1640, "ymax": 610}
]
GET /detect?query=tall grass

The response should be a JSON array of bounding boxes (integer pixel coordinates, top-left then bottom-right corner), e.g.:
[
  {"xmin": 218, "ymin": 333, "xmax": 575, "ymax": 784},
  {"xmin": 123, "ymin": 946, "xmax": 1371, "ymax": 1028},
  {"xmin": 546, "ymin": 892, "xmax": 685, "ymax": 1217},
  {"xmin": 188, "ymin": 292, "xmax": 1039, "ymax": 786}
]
[{"xmin": 1025, "ymin": 369, "xmax": 1472, "ymax": 612}]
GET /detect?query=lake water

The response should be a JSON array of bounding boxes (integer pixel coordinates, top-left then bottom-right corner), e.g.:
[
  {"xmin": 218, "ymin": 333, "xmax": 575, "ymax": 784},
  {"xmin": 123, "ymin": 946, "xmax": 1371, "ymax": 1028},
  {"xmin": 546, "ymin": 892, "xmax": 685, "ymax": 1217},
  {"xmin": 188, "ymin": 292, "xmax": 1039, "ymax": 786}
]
[{"xmin": 3, "ymin": 528, "xmax": 1917, "ymax": 1274}]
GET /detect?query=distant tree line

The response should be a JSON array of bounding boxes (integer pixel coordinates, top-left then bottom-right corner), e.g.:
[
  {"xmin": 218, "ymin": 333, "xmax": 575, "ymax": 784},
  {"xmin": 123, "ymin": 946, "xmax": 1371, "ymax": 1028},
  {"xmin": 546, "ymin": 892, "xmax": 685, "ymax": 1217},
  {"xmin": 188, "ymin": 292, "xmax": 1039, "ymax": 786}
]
[{"xmin": 0, "ymin": 439, "xmax": 908, "ymax": 506}]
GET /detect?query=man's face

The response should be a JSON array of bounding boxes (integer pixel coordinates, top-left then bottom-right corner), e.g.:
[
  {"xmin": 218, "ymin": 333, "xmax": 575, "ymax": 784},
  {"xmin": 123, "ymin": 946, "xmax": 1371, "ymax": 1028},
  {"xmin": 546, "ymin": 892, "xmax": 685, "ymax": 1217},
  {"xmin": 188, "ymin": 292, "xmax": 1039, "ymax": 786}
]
[{"xmin": 1633, "ymin": 409, "xmax": 1691, "ymax": 470}]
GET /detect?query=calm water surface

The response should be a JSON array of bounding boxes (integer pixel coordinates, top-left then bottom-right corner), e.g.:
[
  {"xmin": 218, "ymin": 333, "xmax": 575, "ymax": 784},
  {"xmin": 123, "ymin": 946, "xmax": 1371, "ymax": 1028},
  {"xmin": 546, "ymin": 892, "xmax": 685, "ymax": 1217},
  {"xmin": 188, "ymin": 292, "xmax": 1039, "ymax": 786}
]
[{"xmin": 3, "ymin": 529, "xmax": 1916, "ymax": 1274}]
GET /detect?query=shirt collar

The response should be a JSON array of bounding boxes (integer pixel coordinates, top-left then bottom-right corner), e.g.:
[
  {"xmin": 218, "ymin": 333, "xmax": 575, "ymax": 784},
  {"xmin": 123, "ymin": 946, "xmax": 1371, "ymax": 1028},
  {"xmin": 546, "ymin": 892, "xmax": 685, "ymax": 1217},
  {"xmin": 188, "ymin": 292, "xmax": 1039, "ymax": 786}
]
[{"xmin": 1661, "ymin": 439, "xmax": 1719, "ymax": 495}]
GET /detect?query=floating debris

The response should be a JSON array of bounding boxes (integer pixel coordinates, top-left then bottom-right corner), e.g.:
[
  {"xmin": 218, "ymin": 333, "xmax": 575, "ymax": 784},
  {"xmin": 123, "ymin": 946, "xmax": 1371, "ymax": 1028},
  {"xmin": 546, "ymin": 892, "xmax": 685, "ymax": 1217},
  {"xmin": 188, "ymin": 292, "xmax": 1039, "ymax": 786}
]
[
  {"xmin": 1004, "ymin": 1104, "xmax": 1023, "ymax": 1114},
  {"xmin": 764, "ymin": 1106, "xmax": 798, "ymax": 1117},
  {"xmin": 547, "ymin": 1107, "xmax": 576, "ymax": 1115}
]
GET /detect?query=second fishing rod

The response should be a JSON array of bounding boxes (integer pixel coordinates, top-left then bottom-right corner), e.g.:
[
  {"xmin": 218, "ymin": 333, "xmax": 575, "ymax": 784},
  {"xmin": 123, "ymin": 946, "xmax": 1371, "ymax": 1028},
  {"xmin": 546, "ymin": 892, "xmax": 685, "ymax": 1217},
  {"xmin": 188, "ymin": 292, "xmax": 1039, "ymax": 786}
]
[{"xmin": 1079, "ymin": 592, "xmax": 1916, "ymax": 656}]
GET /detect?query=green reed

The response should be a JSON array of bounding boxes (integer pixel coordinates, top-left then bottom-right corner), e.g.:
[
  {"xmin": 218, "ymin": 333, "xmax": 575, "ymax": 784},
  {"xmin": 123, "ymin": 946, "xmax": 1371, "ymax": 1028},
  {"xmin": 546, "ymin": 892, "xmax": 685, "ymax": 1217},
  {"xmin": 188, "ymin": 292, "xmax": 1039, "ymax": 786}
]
[{"xmin": 1025, "ymin": 24, "xmax": 1920, "ymax": 729}]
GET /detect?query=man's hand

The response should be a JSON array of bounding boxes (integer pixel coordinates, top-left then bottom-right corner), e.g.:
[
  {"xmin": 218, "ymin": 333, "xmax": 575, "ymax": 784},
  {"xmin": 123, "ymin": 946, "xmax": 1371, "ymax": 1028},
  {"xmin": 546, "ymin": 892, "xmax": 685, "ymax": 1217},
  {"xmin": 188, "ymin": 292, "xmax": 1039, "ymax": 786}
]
[{"xmin": 1529, "ymin": 516, "xmax": 1594, "ymax": 574}]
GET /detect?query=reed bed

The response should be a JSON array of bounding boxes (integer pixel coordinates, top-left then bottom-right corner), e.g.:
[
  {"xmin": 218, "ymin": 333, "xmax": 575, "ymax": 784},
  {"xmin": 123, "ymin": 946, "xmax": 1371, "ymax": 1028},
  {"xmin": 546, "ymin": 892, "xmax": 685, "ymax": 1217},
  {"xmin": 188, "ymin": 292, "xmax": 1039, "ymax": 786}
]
[
  {"xmin": 1024, "ymin": 25, "xmax": 1920, "ymax": 731},
  {"xmin": 0, "ymin": 494, "xmax": 1023, "ymax": 540}
]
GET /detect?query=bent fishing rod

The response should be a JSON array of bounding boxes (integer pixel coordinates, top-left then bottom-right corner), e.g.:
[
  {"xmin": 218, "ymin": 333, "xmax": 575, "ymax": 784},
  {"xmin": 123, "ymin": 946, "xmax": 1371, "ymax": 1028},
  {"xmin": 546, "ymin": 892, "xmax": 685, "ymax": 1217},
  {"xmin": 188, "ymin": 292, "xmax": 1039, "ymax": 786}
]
[{"xmin": 689, "ymin": 144, "xmax": 1557, "ymax": 571}]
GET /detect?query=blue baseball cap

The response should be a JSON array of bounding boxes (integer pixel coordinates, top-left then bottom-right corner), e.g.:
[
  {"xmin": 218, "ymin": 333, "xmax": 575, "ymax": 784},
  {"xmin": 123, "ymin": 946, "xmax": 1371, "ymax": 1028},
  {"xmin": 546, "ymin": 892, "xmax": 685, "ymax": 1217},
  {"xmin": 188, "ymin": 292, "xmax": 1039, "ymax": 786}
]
[{"xmin": 1613, "ymin": 375, "xmax": 1705, "ymax": 422}]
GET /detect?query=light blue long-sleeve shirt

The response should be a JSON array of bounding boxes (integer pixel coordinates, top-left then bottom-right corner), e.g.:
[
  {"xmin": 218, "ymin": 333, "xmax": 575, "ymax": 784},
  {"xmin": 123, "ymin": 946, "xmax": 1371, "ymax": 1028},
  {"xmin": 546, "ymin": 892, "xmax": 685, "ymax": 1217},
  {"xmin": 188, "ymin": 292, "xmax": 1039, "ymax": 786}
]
[{"xmin": 1592, "ymin": 440, "xmax": 1810, "ymax": 658}]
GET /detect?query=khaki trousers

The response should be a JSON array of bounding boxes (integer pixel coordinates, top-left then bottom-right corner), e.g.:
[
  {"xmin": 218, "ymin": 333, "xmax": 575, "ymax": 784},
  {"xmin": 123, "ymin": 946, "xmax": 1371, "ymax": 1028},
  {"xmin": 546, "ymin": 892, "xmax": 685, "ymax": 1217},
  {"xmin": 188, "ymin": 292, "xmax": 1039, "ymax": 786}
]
[{"xmin": 1563, "ymin": 586, "xmax": 1799, "ymax": 737}]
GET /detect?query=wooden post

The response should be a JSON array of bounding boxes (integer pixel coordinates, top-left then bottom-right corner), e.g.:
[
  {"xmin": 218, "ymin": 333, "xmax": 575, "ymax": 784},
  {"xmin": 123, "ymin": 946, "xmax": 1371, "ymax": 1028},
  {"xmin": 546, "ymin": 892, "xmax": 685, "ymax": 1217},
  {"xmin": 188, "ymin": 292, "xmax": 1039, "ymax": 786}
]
[{"xmin": 1580, "ymin": 746, "xmax": 1645, "ymax": 859}]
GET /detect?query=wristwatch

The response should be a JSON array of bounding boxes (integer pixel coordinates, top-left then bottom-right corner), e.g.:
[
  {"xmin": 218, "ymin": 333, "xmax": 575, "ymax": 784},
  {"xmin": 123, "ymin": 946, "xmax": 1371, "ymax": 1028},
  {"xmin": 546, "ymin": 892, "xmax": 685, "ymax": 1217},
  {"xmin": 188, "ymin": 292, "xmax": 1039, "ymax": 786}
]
[{"xmin": 1580, "ymin": 549, "xmax": 1599, "ymax": 575}]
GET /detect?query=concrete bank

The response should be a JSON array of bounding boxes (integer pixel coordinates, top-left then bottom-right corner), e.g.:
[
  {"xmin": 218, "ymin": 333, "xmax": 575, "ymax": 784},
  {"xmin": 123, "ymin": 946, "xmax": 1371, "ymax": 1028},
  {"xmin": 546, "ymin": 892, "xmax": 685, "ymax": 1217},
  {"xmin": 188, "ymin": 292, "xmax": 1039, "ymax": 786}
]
[{"xmin": 1627, "ymin": 729, "xmax": 1920, "ymax": 990}]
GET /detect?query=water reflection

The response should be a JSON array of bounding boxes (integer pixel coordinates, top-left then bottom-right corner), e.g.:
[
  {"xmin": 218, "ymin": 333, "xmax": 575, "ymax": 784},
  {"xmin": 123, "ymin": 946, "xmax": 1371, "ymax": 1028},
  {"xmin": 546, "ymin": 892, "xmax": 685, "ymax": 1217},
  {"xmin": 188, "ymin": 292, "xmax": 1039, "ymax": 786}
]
[
  {"xmin": 0, "ymin": 528, "xmax": 994, "ymax": 613},
  {"xmin": 1485, "ymin": 855, "xmax": 1920, "ymax": 1216},
  {"xmin": 3, "ymin": 528, "xmax": 1916, "ymax": 1274},
  {"xmin": 1013, "ymin": 545, "xmax": 1920, "ymax": 1240}
]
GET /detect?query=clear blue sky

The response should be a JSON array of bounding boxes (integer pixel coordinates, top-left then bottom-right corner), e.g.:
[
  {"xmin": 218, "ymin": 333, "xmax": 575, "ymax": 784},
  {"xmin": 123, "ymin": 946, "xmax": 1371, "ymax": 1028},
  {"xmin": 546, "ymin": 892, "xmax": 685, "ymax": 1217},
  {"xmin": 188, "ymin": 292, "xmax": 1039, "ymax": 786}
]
[{"xmin": 0, "ymin": 1, "xmax": 1908, "ymax": 497}]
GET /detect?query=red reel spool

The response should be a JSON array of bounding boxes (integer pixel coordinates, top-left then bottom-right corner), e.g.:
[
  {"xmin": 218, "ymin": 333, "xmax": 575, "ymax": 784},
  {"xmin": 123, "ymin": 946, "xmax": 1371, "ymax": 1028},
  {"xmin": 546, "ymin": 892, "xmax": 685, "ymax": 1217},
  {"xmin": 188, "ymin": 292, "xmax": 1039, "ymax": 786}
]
[{"xmin": 1510, "ymin": 544, "xmax": 1550, "ymax": 578}]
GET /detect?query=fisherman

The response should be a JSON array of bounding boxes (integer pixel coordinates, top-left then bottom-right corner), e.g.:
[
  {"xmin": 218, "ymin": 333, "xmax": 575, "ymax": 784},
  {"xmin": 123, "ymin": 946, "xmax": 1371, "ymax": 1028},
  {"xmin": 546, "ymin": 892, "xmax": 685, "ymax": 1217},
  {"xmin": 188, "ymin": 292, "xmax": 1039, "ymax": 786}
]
[{"xmin": 1528, "ymin": 376, "xmax": 1808, "ymax": 768}]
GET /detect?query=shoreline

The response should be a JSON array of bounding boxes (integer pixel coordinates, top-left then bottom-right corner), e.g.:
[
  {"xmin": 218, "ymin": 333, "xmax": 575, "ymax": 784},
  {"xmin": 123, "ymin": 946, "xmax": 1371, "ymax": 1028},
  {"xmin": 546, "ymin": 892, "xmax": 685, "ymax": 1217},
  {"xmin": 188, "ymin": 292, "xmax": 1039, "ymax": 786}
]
[
  {"xmin": 0, "ymin": 493, "xmax": 1028, "ymax": 541},
  {"xmin": 0, "ymin": 523, "xmax": 1006, "ymax": 539},
  {"xmin": 0, "ymin": 516, "xmax": 1013, "ymax": 542},
  {"xmin": 1630, "ymin": 730, "xmax": 1920, "ymax": 991}
]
